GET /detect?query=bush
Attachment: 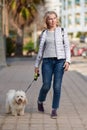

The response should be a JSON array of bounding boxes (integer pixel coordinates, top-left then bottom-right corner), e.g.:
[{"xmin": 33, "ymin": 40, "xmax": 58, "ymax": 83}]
[
  {"xmin": 34, "ymin": 42, "xmax": 39, "ymax": 53},
  {"xmin": 9, "ymin": 30, "xmax": 16, "ymax": 39},
  {"xmin": 23, "ymin": 40, "xmax": 34, "ymax": 52},
  {"xmin": 76, "ymin": 32, "xmax": 82, "ymax": 38},
  {"xmin": 34, "ymin": 37, "xmax": 40, "ymax": 53},
  {"xmin": 6, "ymin": 37, "xmax": 16, "ymax": 56}
]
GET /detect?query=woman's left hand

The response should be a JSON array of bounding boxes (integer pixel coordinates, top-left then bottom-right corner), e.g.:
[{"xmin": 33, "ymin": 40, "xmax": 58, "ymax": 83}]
[{"xmin": 63, "ymin": 62, "xmax": 70, "ymax": 71}]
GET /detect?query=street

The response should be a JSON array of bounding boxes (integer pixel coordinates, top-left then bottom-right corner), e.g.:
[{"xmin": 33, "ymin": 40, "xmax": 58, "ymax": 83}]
[{"xmin": 0, "ymin": 56, "xmax": 87, "ymax": 130}]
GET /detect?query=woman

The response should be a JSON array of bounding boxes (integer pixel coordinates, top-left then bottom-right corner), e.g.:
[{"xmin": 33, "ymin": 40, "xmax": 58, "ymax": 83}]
[{"xmin": 34, "ymin": 11, "xmax": 71, "ymax": 118}]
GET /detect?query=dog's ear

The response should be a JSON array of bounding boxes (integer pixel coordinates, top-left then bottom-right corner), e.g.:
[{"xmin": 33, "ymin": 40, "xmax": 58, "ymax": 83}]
[{"xmin": 23, "ymin": 98, "xmax": 28, "ymax": 104}]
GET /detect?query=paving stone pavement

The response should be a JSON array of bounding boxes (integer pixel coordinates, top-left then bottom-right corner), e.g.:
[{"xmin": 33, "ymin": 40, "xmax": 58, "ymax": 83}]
[
  {"xmin": 69, "ymin": 56, "xmax": 87, "ymax": 76},
  {"xmin": 0, "ymin": 56, "xmax": 87, "ymax": 130}
]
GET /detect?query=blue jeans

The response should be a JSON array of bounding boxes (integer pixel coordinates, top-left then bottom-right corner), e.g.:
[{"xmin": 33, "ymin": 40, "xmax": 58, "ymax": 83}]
[{"xmin": 38, "ymin": 58, "xmax": 65, "ymax": 109}]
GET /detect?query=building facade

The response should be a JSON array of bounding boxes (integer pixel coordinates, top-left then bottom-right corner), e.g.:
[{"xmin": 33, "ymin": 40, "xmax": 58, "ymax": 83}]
[
  {"xmin": 45, "ymin": 0, "xmax": 60, "ymax": 17},
  {"xmin": 61, "ymin": 0, "xmax": 87, "ymax": 36}
]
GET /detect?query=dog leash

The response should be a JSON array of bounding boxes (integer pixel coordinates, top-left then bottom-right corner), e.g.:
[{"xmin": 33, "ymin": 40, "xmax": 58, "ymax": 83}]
[{"xmin": 25, "ymin": 73, "xmax": 40, "ymax": 93}]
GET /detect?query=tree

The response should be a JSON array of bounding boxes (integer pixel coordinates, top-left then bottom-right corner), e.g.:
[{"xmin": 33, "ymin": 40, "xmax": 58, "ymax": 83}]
[
  {"xmin": 0, "ymin": 0, "xmax": 7, "ymax": 66},
  {"xmin": 6, "ymin": 0, "xmax": 45, "ymax": 56}
]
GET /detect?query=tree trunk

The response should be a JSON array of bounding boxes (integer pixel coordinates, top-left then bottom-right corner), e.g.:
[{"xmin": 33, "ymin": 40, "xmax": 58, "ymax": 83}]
[
  {"xmin": 15, "ymin": 25, "xmax": 24, "ymax": 56},
  {"xmin": 2, "ymin": 4, "xmax": 9, "ymax": 37},
  {"xmin": 0, "ymin": 6, "xmax": 6, "ymax": 66}
]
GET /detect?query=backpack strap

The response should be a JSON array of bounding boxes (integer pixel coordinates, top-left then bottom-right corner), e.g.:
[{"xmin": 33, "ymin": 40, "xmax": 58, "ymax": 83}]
[
  {"xmin": 42, "ymin": 29, "xmax": 46, "ymax": 33},
  {"xmin": 61, "ymin": 28, "xmax": 64, "ymax": 44},
  {"xmin": 39, "ymin": 29, "xmax": 46, "ymax": 43}
]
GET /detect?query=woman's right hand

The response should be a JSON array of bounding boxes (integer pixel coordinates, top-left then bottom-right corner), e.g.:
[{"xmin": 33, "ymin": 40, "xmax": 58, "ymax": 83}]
[
  {"xmin": 35, "ymin": 67, "xmax": 39, "ymax": 75},
  {"xmin": 34, "ymin": 67, "xmax": 40, "ymax": 80}
]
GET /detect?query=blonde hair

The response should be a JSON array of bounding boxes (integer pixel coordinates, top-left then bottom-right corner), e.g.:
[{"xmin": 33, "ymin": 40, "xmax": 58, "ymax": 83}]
[
  {"xmin": 43, "ymin": 11, "xmax": 59, "ymax": 28},
  {"xmin": 44, "ymin": 11, "xmax": 57, "ymax": 20}
]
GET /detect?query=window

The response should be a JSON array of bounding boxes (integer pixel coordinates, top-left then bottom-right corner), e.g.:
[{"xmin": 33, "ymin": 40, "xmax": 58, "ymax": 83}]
[
  {"xmin": 85, "ymin": 12, "xmax": 87, "ymax": 26},
  {"xmin": 75, "ymin": 0, "xmax": 80, "ymax": 8},
  {"xmin": 62, "ymin": 15, "xmax": 66, "ymax": 27},
  {"xmin": 68, "ymin": 15, "xmax": 72, "ymax": 27},
  {"xmin": 85, "ymin": 0, "xmax": 87, "ymax": 7},
  {"xmin": 75, "ymin": 0, "xmax": 80, "ymax": 5},
  {"xmin": 62, "ymin": 0, "xmax": 66, "ymax": 10},
  {"xmin": 75, "ymin": 13, "xmax": 80, "ymax": 26},
  {"xmin": 64, "ymin": 16, "xmax": 66, "ymax": 27},
  {"xmin": 68, "ymin": 0, "xmax": 72, "ymax": 8}
]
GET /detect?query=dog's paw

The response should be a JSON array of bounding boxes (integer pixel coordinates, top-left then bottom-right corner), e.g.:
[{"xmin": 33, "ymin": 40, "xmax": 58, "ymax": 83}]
[
  {"xmin": 12, "ymin": 112, "xmax": 17, "ymax": 116},
  {"xmin": 19, "ymin": 111, "xmax": 24, "ymax": 116},
  {"xmin": 6, "ymin": 111, "xmax": 11, "ymax": 114}
]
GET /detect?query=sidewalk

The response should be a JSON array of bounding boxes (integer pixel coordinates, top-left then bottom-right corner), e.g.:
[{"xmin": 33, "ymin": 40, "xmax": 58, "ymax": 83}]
[
  {"xmin": 69, "ymin": 56, "xmax": 87, "ymax": 76},
  {"xmin": 0, "ymin": 57, "xmax": 87, "ymax": 130}
]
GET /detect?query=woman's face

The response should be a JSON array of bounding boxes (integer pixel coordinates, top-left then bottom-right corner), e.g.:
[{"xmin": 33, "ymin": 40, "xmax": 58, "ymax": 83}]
[{"xmin": 46, "ymin": 13, "xmax": 57, "ymax": 28}]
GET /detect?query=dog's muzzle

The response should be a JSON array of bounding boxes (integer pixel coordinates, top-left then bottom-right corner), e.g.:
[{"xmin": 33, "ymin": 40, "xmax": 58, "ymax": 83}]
[{"xmin": 17, "ymin": 98, "xmax": 23, "ymax": 104}]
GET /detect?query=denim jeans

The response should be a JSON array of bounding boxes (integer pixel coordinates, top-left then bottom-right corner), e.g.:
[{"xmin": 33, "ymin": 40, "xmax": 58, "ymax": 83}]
[{"xmin": 38, "ymin": 58, "xmax": 65, "ymax": 109}]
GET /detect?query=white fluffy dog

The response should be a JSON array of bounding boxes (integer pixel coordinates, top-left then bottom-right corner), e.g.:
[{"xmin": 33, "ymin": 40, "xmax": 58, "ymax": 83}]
[{"xmin": 6, "ymin": 89, "xmax": 28, "ymax": 116}]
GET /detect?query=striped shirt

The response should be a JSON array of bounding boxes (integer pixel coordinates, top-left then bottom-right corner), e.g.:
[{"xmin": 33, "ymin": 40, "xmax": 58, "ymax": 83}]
[{"xmin": 43, "ymin": 30, "xmax": 57, "ymax": 58}]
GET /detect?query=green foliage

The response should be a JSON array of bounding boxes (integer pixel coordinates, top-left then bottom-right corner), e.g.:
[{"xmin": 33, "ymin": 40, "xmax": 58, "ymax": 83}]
[
  {"xmin": 23, "ymin": 40, "xmax": 34, "ymax": 52},
  {"xmin": 10, "ymin": 0, "xmax": 16, "ymax": 10},
  {"xmin": 21, "ymin": 0, "xmax": 26, "ymax": 4},
  {"xmin": 9, "ymin": 30, "xmax": 16, "ymax": 38},
  {"xmin": 6, "ymin": 37, "xmax": 16, "ymax": 56},
  {"xmin": 34, "ymin": 38, "xmax": 39, "ymax": 53},
  {"xmin": 21, "ymin": 7, "xmax": 30, "ymax": 20},
  {"xmin": 76, "ymin": 32, "xmax": 82, "ymax": 37},
  {"xmin": 33, "ymin": 0, "xmax": 41, "ymax": 4},
  {"xmin": 33, "ymin": 0, "xmax": 45, "ymax": 4}
]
